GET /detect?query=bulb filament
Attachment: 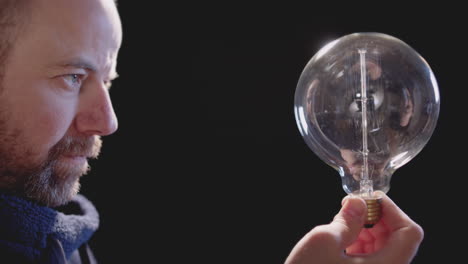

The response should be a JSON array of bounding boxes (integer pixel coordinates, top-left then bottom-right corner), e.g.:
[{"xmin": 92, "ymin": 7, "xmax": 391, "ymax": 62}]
[{"xmin": 359, "ymin": 49, "xmax": 373, "ymax": 197}]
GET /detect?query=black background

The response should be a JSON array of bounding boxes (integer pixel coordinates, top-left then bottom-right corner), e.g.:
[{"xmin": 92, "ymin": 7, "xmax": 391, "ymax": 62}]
[{"xmin": 78, "ymin": 5, "xmax": 467, "ymax": 263}]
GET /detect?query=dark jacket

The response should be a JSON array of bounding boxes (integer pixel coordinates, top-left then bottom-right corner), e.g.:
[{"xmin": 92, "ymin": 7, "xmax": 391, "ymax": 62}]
[{"xmin": 0, "ymin": 193, "xmax": 100, "ymax": 263}]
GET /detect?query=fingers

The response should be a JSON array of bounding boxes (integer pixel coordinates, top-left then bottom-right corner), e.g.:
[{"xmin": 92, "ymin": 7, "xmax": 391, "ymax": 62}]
[
  {"xmin": 377, "ymin": 191, "xmax": 419, "ymax": 231},
  {"xmin": 286, "ymin": 193, "xmax": 424, "ymax": 264},
  {"xmin": 364, "ymin": 192, "xmax": 424, "ymax": 263},
  {"xmin": 330, "ymin": 196, "xmax": 367, "ymax": 248},
  {"xmin": 284, "ymin": 196, "xmax": 366, "ymax": 264}
]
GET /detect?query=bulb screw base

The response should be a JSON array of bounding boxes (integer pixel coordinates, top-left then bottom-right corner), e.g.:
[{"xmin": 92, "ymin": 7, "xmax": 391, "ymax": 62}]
[{"xmin": 364, "ymin": 197, "xmax": 382, "ymax": 228}]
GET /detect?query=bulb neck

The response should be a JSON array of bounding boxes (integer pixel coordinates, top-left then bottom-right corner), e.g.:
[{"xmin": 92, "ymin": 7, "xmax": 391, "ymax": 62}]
[{"xmin": 364, "ymin": 197, "xmax": 382, "ymax": 228}]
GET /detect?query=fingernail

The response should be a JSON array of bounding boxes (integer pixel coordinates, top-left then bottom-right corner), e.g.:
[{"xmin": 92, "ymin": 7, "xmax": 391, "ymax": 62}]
[
  {"xmin": 341, "ymin": 195, "xmax": 351, "ymax": 205},
  {"xmin": 342, "ymin": 198, "xmax": 365, "ymax": 218}
]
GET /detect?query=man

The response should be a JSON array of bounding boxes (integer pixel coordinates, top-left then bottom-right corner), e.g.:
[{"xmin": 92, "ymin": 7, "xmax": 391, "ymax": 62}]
[{"xmin": 0, "ymin": 0, "xmax": 122, "ymax": 262}]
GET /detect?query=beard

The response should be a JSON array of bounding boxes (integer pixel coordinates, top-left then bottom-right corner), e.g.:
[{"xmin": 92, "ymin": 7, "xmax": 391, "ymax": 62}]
[
  {"xmin": 0, "ymin": 108, "xmax": 102, "ymax": 207},
  {"xmin": 24, "ymin": 135, "xmax": 102, "ymax": 207}
]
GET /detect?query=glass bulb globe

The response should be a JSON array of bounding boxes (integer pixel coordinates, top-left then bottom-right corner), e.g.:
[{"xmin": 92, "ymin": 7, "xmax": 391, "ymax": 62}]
[{"xmin": 294, "ymin": 32, "xmax": 440, "ymax": 226}]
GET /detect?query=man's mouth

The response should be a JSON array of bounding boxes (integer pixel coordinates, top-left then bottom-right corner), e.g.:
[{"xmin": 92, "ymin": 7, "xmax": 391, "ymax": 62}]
[{"xmin": 62, "ymin": 149, "xmax": 94, "ymax": 159}]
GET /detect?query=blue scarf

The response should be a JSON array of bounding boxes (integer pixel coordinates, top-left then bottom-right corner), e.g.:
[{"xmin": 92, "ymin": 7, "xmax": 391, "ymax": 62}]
[{"xmin": 0, "ymin": 193, "xmax": 99, "ymax": 261}]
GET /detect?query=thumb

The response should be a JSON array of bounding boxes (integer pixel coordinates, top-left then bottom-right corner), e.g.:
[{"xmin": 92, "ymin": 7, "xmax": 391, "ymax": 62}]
[
  {"xmin": 329, "ymin": 196, "xmax": 367, "ymax": 249},
  {"xmin": 284, "ymin": 197, "xmax": 367, "ymax": 264}
]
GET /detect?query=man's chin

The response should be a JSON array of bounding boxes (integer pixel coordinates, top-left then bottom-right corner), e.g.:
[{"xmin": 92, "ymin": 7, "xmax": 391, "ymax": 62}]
[
  {"xmin": 57, "ymin": 156, "xmax": 90, "ymax": 176},
  {"xmin": 22, "ymin": 162, "xmax": 87, "ymax": 207},
  {"xmin": 57, "ymin": 179, "xmax": 81, "ymax": 207},
  {"xmin": 48, "ymin": 180, "xmax": 82, "ymax": 207},
  {"xmin": 47, "ymin": 165, "xmax": 86, "ymax": 207}
]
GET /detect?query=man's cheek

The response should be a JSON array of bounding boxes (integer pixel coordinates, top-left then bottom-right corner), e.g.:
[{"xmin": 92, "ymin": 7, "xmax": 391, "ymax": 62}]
[{"xmin": 35, "ymin": 107, "xmax": 75, "ymax": 151}]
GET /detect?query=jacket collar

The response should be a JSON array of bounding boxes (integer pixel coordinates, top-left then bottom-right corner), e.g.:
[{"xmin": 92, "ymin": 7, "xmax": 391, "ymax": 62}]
[{"xmin": 0, "ymin": 193, "xmax": 99, "ymax": 261}]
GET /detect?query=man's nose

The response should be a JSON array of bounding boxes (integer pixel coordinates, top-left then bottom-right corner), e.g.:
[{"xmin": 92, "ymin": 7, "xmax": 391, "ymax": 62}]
[{"xmin": 75, "ymin": 81, "xmax": 118, "ymax": 136}]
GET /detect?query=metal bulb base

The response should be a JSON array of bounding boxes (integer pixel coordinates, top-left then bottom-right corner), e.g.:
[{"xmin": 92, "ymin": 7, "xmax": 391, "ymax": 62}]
[{"xmin": 364, "ymin": 197, "xmax": 382, "ymax": 228}]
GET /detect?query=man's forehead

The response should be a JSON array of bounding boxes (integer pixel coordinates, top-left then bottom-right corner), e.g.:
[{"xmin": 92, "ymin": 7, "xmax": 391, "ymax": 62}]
[
  {"xmin": 25, "ymin": 0, "xmax": 122, "ymax": 69},
  {"xmin": 28, "ymin": 0, "xmax": 122, "ymax": 43}
]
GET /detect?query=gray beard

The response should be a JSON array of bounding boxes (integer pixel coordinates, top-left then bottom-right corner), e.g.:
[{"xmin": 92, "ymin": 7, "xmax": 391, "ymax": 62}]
[
  {"xmin": 22, "ymin": 158, "xmax": 84, "ymax": 207},
  {"xmin": 0, "ymin": 111, "xmax": 100, "ymax": 206}
]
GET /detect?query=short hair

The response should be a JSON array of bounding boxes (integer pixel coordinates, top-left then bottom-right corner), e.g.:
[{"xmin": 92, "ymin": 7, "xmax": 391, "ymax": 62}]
[
  {"xmin": 0, "ymin": 0, "xmax": 30, "ymax": 85},
  {"xmin": 0, "ymin": 0, "xmax": 117, "ymax": 86}
]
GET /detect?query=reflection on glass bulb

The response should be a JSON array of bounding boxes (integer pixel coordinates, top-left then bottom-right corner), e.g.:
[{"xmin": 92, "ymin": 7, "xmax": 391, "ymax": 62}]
[{"xmin": 294, "ymin": 32, "xmax": 440, "ymax": 226}]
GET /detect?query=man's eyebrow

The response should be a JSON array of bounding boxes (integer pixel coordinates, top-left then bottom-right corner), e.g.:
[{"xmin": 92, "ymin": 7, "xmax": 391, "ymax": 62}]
[
  {"xmin": 57, "ymin": 58, "xmax": 119, "ymax": 79},
  {"xmin": 60, "ymin": 58, "xmax": 97, "ymax": 72}
]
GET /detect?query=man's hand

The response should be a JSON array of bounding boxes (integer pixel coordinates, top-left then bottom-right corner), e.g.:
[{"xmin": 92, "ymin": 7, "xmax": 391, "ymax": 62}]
[{"xmin": 285, "ymin": 192, "xmax": 423, "ymax": 264}]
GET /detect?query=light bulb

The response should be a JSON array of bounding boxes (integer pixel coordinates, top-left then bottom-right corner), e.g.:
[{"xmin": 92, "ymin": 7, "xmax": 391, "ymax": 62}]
[{"xmin": 294, "ymin": 32, "xmax": 440, "ymax": 227}]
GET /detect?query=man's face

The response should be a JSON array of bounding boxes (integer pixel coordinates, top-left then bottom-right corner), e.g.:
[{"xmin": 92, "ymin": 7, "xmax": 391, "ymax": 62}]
[{"xmin": 0, "ymin": 0, "xmax": 122, "ymax": 207}]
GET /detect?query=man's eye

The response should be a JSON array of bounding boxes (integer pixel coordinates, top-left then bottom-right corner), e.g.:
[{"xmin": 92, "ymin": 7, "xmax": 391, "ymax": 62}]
[
  {"xmin": 70, "ymin": 74, "xmax": 81, "ymax": 84},
  {"xmin": 63, "ymin": 74, "xmax": 83, "ymax": 88}
]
